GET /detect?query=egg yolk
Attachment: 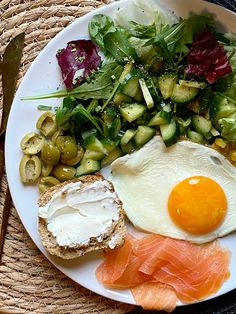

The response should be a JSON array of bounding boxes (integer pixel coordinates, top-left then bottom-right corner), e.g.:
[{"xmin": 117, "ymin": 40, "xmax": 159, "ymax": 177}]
[{"xmin": 168, "ymin": 176, "xmax": 227, "ymax": 235}]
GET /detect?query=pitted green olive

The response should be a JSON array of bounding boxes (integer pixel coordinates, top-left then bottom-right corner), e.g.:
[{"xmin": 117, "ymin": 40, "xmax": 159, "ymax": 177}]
[
  {"xmin": 52, "ymin": 164, "xmax": 76, "ymax": 182},
  {"xmin": 61, "ymin": 146, "xmax": 84, "ymax": 166},
  {"xmin": 19, "ymin": 155, "xmax": 41, "ymax": 184},
  {"xmin": 41, "ymin": 159, "xmax": 53, "ymax": 177},
  {"xmin": 55, "ymin": 135, "xmax": 77, "ymax": 160},
  {"xmin": 52, "ymin": 130, "xmax": 63, "ymax": 145},
  {"xmin": 20, "ymin": 132, "xmax": 45, "ymax": 155},
  {"xmin": 41, "ymin": 141, "xmax": 60, "ymax": 165},
  {"xmin": 38, "ymin": 176, "xmax": 60, "ymax": 193},
  {"xmin": 36, "ymin": 112, "xmax": 57, "ymax": 137}
]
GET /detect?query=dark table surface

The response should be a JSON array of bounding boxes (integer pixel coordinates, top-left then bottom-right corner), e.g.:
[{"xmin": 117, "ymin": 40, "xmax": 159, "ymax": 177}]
[{"xmin": 130, "ymin": 0, "xmax": 236, "ymax": 313}]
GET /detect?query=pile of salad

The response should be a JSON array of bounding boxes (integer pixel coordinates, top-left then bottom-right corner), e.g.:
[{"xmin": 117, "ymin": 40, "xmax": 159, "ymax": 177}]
[{"xmin": 20, "ymin": 0, "xmax": 236, "ymax": 190}]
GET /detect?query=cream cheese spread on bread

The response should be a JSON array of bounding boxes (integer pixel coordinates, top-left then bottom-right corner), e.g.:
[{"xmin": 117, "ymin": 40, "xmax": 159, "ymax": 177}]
[{"xmin": 38, "ymin": 179, "xmax": 120, "ymax": 248}]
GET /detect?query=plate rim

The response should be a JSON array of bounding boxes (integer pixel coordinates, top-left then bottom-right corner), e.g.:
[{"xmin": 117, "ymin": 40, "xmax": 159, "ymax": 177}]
[{"xmin": 5, "ymin": 0, "xmax": 236, "ymax": 308}]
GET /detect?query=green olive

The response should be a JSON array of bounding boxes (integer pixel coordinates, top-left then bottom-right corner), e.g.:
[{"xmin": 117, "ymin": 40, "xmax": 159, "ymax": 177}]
[
  {"xmin": 52, "ymin": 164, "xmax": 76, "ymax": 182},
  {"xmin": 51, "ymin": 130, "xmax": 63, "ymax": 145},
  {"xmin": 40, "ymin": 159, "xmax": 53, "ymax": 177},
  {"xmin": 20, "ymin": 132, "xmax": 45, "ymax": 155},
  {"xmin": 19, "ymin": 155, "xmax": 41, "ymax": 184},
  {"xmin": 61, "ymin": 145, "xmax": 84, "ymax": 166},
  {"xmin": 36, "ymin": 112, "xmax": 57, "ymax": 137},
  {"xmin": 55, "ymin": 135, "xmax": 77, "ymax": 160},
  {"xmin": 38, "ymin": 176, "xmax": 60, "ymax": 193},
  {"xmin": 41, "ymin": 141, "xmax": 60, "ymax": 165}
]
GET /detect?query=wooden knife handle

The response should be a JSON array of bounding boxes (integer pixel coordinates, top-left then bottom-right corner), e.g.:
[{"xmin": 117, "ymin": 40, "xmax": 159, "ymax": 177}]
[
  {"xmin": 0, "ymin": 186, "xmax": 12, "ymax": 264},
  {"xmin": 0, "ymin": 149, "xmax": 4, "ymax": 180}
]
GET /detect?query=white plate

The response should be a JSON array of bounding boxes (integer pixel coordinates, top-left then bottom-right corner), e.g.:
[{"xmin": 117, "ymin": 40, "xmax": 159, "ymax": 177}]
[{"xmin": 5, "ymin": 0, "xmax": 236, "ymax": 307}]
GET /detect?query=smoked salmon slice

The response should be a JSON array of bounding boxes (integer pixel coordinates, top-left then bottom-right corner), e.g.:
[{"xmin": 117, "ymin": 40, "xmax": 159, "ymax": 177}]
[
  {"xmin": 96, "ymin": 233, "xmax": 230, "ymax": 311},
  {"xmin": 96, "ymin": 234, "xmax": 134, "ymax": 285},
  {"xmin": 131, "ymin": 282, "xmax": 177, "ymax": 312}
]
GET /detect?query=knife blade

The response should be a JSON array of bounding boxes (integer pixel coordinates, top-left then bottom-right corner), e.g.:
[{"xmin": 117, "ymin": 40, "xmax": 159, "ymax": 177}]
[
  {"xmin": 0, "ymin": 32, "xmax": 25, "ymax": 263},
  {"xmin": 0, "ymin": 32, "xmax": 25, "ymax": 138}
]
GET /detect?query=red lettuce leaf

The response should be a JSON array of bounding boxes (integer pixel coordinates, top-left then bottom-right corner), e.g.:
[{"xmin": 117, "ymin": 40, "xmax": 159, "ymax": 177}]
[
  {"xmin": 186, "ymin": 30, "xmax": 232, "ymax": 84},
  {"xmin": 56, "ymin": 39, "xmax": 101, "ymax": 89}
]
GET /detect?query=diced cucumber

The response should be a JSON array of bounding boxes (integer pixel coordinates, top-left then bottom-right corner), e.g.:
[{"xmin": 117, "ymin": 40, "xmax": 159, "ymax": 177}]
[
  {"xmin": 113, "ymin": 92, "xmax": 133, "ymax": 105},
  {"xmin": 83, "ymin": 135, "xmax": 108, "ymax": 155},
  {"xmin": 210, "ymin": 93, "xmax": 236, "ymax": 125},
  {"xmin": 191, "ymin": 115, "xmax": 212, "ymax": 137},
  {"xmin": 121, "ymin": 141, "xmax": 135, "ymax": 154},
  {"xmin": 158, "ymin": 73, "xmax": 177, "ymax": 99},
  {"xmin": 101, "ymin": 147, "xmax": 123, "ymax": 167},
  {"xmin": 120, "ymin": 103, "xmax": 146, "ymax": 123},
  {"xmin": 100, "ymin": 138, "xmax": 119, "ymax": 153},
  {"xmin": 122, "ymin": 73, "xmax": 143, "ymax": 102},
  {"xmin": 160, "ymin": 119, "xmax": 179, "ymax": 147},
  {"xmin": 134, "ymin": 125, "xmax": 155, "ymax": 147},
  {"xmin": 76, "ymin": 159, "xmax": 101, "ymax": 176},
  {"xmin": 162, "ymin": 103, "xmax": 172, "ymax": 113},
  {"xmin": 146, "ymin": 76, "xmax": 162, "ymax": 107},
  {"xmin": 187, "ymin": 130, "xmax": 204, "ymax": 143},
  {"xmin": 148, "ymin": 110, "xmax": 171, "ymax": 126},
  {"xmin": 119, "ymin": 61, "xmax": 134, "ymax": 83},
  {"xmin": 175, "ymin": 117, "xmax": 191, "ymax": 134},
  {"xmin": 120, "ymin": 129, "xmax": 137, "ymax": 146},
  {"xmin": 179, "ymin": 80, "xmax": 207, "ymax": 89},
  {"xmin": 81, "ymin": 149, "xmax": 105, "ymax": 162},
  {"xmin": 171, "ymin": 84, "xmax": 199, "ymax": 104},
  {"xmin": 139, "ymin": 78, "xmax": 154, "ymax": 109},
  {"xmin": 210, "ymin": 126, "xmax": 220, "ymax": 137}
]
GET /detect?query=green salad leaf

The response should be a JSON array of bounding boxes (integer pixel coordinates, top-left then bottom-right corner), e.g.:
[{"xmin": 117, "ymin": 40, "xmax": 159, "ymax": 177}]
[
  {"xmin": 219, "ymin": 116, "xmax": 236, "ymax": 141},
  {"xmin": 23, "ymin": 61, "xmax": 123, "ymax": 101},
  {"xmin": 56, "ymin": 97, "xmax": 104, "ymax": 135},
  {"xmin": 104, "ymin": 29, "xmax": 138, "ymax": 64},
  {"xmin": 88, "ymin": 14, "xmax": 115, "ymax": 50},
  {"xmin": 150, "ymin": 14, "xmax": 214, "ymax": 54},
  {"xmin": 128, "ymin": 21, "xmax": 157, "ymax": 38}
]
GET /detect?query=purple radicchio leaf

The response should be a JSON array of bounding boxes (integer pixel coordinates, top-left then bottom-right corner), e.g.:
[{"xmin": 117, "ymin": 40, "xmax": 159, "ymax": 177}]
[{"xmin": 56, "ymin": 39, "xmax": 101, "ymax": 89}]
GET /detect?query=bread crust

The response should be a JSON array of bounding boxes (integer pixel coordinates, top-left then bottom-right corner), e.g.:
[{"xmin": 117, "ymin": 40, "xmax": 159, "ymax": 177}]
[{"xmin": 38, "ymin": 174, "xmax": 126, "ymax": 259}]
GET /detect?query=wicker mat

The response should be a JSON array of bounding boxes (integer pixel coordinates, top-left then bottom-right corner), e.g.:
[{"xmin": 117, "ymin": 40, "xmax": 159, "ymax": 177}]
[
  {"xmin": 1, "ymin": 1, "xmax": 236, "ymax": 314},
  {"xmin": 0, "ymin": 1, "xmax": 135, "ymax": 313}
]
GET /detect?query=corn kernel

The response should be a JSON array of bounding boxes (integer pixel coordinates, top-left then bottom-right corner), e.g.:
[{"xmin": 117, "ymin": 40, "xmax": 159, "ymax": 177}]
[
  {"xmin": 214, "ymin": 138, "xmax": 227, "ymax": 149},
  {"xmin": 229, "ymin": 150, "xmax": 236, "ymax": 161}
]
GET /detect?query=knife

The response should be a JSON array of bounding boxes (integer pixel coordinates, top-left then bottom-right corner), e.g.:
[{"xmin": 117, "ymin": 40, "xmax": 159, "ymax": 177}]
[{"xmin": 0, "ymin": 32, "xmax": 25, "ymax": 263}]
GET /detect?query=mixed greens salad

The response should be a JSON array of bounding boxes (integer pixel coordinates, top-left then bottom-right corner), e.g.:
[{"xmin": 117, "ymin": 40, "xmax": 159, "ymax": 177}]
[{"xmin": 21, "ymin": 0, "xmax": 236, "ymax": 189}]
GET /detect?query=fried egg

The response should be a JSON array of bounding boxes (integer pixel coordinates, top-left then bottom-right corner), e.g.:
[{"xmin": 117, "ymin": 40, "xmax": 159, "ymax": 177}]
[{"xmin": 111, "ymin": 136, "xmax": 236, "ymax": 244}]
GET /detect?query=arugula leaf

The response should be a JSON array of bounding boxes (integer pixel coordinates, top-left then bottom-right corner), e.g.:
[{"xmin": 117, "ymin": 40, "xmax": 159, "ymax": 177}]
[
  {"xmin": 88, "ymin": 14, "xmax": 115, "ymax": 50},
  {"xmin": 22, "ymin": 62, "xmax": 123, "ymax": 101},
  {"xmin": 104, "ymin": 29, "xmax": 138, "ymax": 64},
  {"xmin": 56, "ymin": 97, "xmax": 104, "ymax": 135},
  {"xmin": 150, "ymin": 14, "xmax": 214, "ymax": 54},
  {"xmin": 56, "ymin": 96, "xmax": 76, "ymax": 127},
  {"xmin": 72, "ymin": 104, "xmax": 104, "ymax": 135},
  {"xmin": 70, "ymin": 62, "xmax": 123, "ymax": 99},
  {"xmin": 128, "ymin": 21, "xmax": 156, "ymax": 38}
]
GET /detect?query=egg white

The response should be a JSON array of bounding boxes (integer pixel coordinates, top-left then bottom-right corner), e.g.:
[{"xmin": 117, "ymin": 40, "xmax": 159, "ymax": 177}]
[{"xmin": 111, "ymin": 136, "xmax": 236, "ymax": 244}]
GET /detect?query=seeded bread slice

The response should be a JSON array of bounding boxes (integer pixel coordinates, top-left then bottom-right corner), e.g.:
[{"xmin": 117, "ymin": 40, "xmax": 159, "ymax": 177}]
[{"xmin": 38, "ymin": 174, "xmax": 126, "ymax": 259}]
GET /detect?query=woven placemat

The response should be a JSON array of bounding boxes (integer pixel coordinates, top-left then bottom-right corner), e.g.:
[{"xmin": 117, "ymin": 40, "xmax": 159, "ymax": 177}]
[
  {"xmin": 0, "ymin": 1, "xmax": 236, "ymax": 314},
  {"xmin": 0, "ymin": 1, "xmax": 134, "ymax": 313}
]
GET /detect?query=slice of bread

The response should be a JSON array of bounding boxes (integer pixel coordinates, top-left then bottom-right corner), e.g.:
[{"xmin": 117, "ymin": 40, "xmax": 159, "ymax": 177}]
[{"xmin": 38, "ymin": 174, "xmax": 126, "ymax": 259}]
